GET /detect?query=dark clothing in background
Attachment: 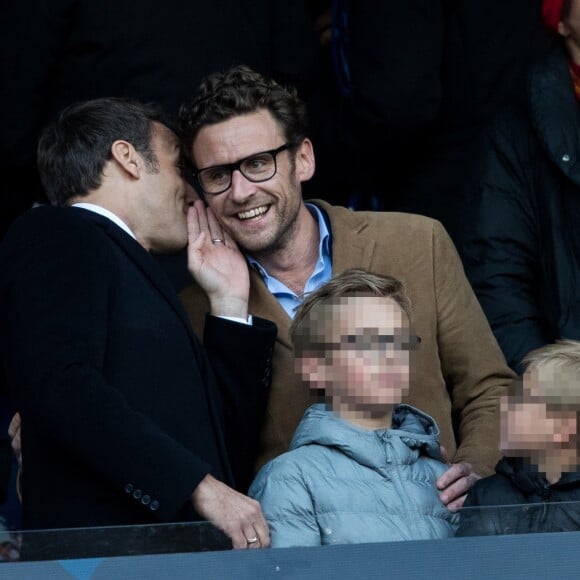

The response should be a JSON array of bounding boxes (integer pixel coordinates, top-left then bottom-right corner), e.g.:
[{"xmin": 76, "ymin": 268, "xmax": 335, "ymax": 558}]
[
  {"xmin": 457, "ymin": 456, "xmax": 580, "ymax": 537},
  {"xmin": 0, "ymin": 206, "xmax": 276, "ymax": 530},
  {"xmin": 0, "ymin": 0, "xmax": 317, "ymax": 238},
  {"xmin": 306, "ymin": 0, "xmax": 549, "ymax": 244},
  {"xmin": 404, "ymin": 0, "xmax": 548, "ymax": 243},
  {"xmin": 306, "ymin": 0, "xmax": 444, "ymax": 209},
  {"xmin": 463, "ymin": 45, "xmax": 580, "ymax": 372}
]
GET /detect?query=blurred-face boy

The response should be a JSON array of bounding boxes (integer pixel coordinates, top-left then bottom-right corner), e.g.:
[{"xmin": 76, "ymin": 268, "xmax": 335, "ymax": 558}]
[
  {"xmin": 296, "ymin": 296, "xmax": 414, "ymax": 420},
  {"xmin": 501, "ymin": 364, "xmax": 580, "ymax": 482}
]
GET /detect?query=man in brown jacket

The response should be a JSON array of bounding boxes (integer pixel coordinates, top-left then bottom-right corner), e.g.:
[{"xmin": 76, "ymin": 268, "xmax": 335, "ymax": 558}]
[{"xmin": 179, "ymin": 65, "xmax": 515, "ymax": 509}]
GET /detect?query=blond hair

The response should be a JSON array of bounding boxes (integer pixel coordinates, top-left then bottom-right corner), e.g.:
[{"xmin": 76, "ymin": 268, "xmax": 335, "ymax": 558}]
[
  {"xmin": 291, "ymin": 268, "xmax": 411, "ymax": 355},
  {"xmin": 520, "ymin": 339, "xmax": 580, "ymax": 406}
]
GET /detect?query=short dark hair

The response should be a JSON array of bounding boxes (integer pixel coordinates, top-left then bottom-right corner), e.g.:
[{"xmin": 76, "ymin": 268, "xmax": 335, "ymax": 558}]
[
  {"xmin": 179, "ymin": 65, "xmax": 308, "ymax": 163},
  {"xmin": 37, "ymin": 97, "xmax": 167, "ymax": 206},
  {"xmin": 291, "ymin": 268, "xmax": 413, "ymax": 357}
]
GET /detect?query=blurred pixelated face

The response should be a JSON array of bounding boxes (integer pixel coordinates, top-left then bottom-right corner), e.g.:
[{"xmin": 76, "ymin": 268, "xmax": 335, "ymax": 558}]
[
  {"xmin": 500, "ymin": 367, "xmax": 579, "ymax": 456},
  {"xmin": 191, "ymin": 110, "xmax": 314, "ymax": 255},
  {"xmin": 299, "ymin": 296, "xmax": 413, "ymax": 414}
]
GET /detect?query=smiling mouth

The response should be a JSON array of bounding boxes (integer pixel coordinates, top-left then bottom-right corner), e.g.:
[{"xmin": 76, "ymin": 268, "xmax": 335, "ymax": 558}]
[{"xmin": 236, "ymin": 205, "xmax": 269, "ymax": 220}]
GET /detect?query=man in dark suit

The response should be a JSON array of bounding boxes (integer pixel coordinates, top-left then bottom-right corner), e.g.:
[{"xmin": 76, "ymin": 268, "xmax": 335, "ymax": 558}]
[{"xmin": 0, "ymin": 97, "xmax": 276, "ymax": 550}]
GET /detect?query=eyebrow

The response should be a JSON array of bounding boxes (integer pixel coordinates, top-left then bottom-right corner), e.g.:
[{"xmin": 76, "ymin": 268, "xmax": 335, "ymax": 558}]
[{"xmin": 196, "ymin": 145, "xmax": 284, "ymax": 172}]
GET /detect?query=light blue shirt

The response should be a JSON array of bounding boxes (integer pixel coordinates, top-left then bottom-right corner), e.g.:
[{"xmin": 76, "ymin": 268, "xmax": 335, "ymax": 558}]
[{"xmin": 247, "ymin": 203, "xmax": 333, "ymax": 319}]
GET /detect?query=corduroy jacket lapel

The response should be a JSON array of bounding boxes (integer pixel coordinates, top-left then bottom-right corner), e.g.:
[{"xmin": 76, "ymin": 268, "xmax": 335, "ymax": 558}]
[{"xmin": 312, "ymin": 200, "xmax": 377, "ymax": 274}]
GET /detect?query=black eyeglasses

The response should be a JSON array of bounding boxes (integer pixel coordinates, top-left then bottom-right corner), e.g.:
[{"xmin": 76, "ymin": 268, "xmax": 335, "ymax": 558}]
[
  {"xmin": 308, "ymin": 334, "xmax": 422, "ymax": 354},
  {"xmin": 194, "ymin": 143, "xmax": 294, "ymax": 195},
  {"xmin": 335, "ymin": 333, "xmax": 421, "ymax": 352}
]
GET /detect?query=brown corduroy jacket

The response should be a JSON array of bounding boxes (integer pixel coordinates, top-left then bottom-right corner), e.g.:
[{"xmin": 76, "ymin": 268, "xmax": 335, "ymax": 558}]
[{"xmin": 180, "ymin": 200, "xmax": 515, "ymax": 477}]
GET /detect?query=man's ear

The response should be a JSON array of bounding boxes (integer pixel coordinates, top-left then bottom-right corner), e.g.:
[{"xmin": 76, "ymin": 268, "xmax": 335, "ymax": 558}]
[
  {"xmin": 295, "ymin": 138, "xmax": 315, "ymax": 183},
  {"xmin": 111, "ymin": 139, "xmax": 141, "ymax": 179}
]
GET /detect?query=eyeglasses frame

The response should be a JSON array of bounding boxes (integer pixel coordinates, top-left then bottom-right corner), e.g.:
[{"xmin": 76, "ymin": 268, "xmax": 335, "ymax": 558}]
[{"xmin": 194, "ymin": 142, "xmax": 295, "ymax": 195}]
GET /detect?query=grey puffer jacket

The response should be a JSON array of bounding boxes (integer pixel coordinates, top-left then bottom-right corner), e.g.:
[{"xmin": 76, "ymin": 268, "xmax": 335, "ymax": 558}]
[{"xmin": 249, "ymin": 404, "xmax": 458, "ymax": 547}]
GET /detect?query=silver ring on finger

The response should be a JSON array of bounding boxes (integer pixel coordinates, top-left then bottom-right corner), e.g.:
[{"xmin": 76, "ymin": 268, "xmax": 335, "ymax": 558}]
[
  {"xmin": 211, "ymin": 238, "xmax": 225, "ymax": 244},
  {"xmin": 246, "ymin": 536, "xmax": 258, "ymax": 545}
]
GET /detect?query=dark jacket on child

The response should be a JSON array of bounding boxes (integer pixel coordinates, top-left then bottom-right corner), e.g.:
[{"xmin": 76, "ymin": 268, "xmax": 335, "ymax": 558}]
[{"xmin": 457, "ymin": 456, "xmax": 580, "ymax": 536}]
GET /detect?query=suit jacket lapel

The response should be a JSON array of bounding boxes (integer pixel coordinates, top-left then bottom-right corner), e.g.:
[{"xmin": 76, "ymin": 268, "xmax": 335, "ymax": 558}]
[
  {"xmin": 80, "ymin": 210, "xmax": 197, "ymax": 345},
  {"xmin": 311, "ymin": 200, "xmax": 377, "ymax": 273},
  {"xmin": 77, "ymin": 209, "xmax": 233, "ymax": 481}
]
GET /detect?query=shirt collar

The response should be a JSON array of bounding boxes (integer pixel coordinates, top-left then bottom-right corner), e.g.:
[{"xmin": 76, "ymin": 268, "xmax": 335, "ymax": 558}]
[
  {"xmin": 246, "ymin": 202, "xmax": 331, "ymax": 282},
  {"xmin": 71, "ymin": 202, "xmax": 137, "ymax": 241}
]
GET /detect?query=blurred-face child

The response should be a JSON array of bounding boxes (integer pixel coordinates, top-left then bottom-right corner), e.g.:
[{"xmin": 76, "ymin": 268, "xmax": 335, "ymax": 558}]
[
  {"xmin": 295, "ymin": 295, "xmax": 416, "ymax": 429},
  {"xmin": 251, "ymin": 270, "xmax": 457, "ymax": 548},
  {"xmin": 501, "ymin": 362, "xmax": 580, "ymax": 484}
]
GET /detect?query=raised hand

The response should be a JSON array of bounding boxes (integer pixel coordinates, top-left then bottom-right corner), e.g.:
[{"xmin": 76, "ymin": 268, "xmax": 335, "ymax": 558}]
[{"xmin": 187, "ymin": 200, "xmax": 250, "ymax": 319}]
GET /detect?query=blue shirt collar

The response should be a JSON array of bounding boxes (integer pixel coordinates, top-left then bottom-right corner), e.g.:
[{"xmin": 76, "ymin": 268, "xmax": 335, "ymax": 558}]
[{"xmin": 247, "ymin": 203, "xmax": 333, "ymax": 319}]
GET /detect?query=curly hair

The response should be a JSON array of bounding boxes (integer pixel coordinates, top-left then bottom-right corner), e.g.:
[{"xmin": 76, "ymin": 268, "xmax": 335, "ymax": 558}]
[{"xmin": 179, "ymin": 65, "xmax": 308, "ymax": 162}]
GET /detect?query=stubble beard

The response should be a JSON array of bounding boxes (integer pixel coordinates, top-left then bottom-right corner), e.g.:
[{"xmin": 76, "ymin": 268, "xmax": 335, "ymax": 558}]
[{"xmin": 235, "ymin": 180, "xmax": 303, "ymax": 261}]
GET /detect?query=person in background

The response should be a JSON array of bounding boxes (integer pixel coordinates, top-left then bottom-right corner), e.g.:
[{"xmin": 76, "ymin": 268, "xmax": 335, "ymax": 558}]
[
  {"xmin": 463, "ymin": 0, "xmax": 580, "ymax": 372},
  {"xmin": 305, "ymin": 0, "xmax": 548, "ymax": 248}
]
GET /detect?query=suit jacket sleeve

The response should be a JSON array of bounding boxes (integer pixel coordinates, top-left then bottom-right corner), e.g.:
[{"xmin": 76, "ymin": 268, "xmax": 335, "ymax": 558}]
[
  {"xmin": 1, "ymin": 210, "xmax": 218, "ymax": 521},
  {"xmin": 432, "ymin": 220, "xmax": 514, "ymax": 473},
  {"xmin": 203, "ymin": 315, "xmax": 276, "ymax": 493}
]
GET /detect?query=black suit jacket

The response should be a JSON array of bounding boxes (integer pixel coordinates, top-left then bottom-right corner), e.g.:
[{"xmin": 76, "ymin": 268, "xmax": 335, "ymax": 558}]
[{"xmin": 0, "ymin": 206, "xmax": 275, "ymax": 530}]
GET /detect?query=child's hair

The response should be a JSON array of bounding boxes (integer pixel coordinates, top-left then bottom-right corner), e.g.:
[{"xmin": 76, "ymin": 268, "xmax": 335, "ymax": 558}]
[
  {"xmin": 517, "ymin": 339, "xmax": 580, "ymax": 406},
  {"xmin": 290, "ymin": 268, "xmax": 412, "ymax": 357}
]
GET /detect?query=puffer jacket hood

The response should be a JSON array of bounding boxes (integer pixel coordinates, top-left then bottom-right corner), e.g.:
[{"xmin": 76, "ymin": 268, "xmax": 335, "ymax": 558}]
[{"xmin": 290, "ymin": 403, "xmax": 444, "ymax": 468}]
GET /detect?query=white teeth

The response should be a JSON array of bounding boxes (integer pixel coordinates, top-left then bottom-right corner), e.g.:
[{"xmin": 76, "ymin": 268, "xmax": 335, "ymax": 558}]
[{"xmin": 237, "ymin": 206, "xmax": 268, "ymax": 220}]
